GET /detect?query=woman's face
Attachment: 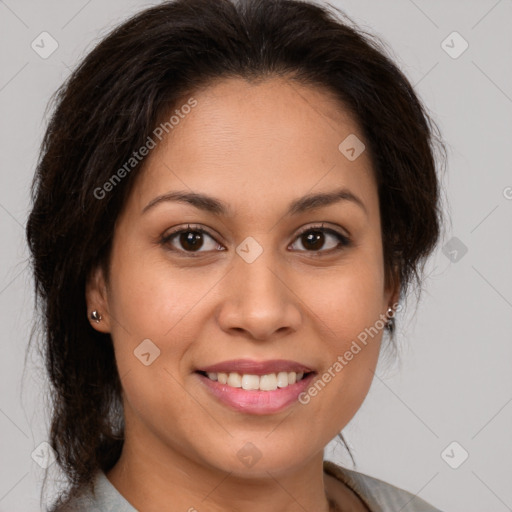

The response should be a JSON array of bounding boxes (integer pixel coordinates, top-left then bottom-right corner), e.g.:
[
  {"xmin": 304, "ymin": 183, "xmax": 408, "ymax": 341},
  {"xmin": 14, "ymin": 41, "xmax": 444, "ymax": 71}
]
[{"xmin": 88, "ymin": 77, "xmax": 398, "ymax": 477}]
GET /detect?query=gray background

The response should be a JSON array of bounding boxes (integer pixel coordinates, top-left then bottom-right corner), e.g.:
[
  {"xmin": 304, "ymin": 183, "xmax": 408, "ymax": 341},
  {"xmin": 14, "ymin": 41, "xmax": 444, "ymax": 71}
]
[{"xmin": 1, "ymin": 0, "xmax": 511, "ymax": 511}]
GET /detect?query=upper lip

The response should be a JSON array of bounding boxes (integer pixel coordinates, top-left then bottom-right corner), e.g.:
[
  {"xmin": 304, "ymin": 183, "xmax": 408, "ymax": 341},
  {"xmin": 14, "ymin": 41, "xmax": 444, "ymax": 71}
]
[{"xmin": 197, "ymin": 359, "xmax": 314, "ymax": 376}]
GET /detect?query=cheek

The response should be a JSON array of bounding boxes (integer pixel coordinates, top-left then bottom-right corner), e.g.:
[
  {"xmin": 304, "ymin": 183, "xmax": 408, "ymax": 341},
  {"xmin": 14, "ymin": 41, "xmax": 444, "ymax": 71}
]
[
  {"xmin": 107, "ymin": 242, "xmax": 206, "ymax": 339},
  {"xmin": 298, "ymin": 266, "xmax": 386, "ymax": 428},
  {"xmin": 105, "ymin": 243, "xmax": 228, "ymax": 399},
  {"xmin": 307, "ymin": 254, "xmax": 386, "ymax": 345},
  {"xmin": 300, "ymin": 247, "xmax": 386, "ymax": 396},
  {"xmin": 105, "ymin": 250, "xmax": 213, "ymax": 429}
]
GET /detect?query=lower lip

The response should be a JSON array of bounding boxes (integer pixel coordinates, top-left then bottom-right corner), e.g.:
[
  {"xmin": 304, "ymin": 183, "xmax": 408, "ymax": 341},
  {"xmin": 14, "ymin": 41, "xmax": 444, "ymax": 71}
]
[{"xmin": 195, "ymin": 372, "xmax": 316, "ymax": 415}]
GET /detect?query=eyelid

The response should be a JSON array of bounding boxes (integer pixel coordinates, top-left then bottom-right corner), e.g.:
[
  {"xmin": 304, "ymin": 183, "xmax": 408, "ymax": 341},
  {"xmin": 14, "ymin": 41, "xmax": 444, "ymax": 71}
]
[
  {"xmin": 161, "ymin": 223, "xmax": 217, "ymax": 242},
  {"xmin": 160, "ymin": 223, "xmax": 223, "ymax": 251},
  {"xmin": 289, "ymin": 222, "xmax": 351, "ymax": 254},
  {"xmin": 294, "ymin": 222, "xmax": 350, "ymax": 240}
]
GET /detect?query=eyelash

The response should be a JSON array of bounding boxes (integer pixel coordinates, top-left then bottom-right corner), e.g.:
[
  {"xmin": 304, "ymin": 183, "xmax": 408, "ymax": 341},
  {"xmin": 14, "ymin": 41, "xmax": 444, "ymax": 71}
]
[{"xmin": 159, "ymin": 223, "xmax": 351, "ymax": 257}]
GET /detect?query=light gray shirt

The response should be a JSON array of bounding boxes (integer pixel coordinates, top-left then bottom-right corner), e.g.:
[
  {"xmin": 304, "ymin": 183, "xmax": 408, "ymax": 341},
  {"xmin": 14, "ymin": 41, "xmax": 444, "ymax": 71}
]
[{"xmin": 51, "ymin": 460, "xmax": 443, "ymax": 511}]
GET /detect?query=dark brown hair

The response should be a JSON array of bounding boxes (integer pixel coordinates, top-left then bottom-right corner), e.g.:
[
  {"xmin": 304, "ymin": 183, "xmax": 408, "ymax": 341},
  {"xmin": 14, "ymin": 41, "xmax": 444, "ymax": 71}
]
[{"xmin": 26, "ymin": 0, "xmax": 445, "ymax": 508}]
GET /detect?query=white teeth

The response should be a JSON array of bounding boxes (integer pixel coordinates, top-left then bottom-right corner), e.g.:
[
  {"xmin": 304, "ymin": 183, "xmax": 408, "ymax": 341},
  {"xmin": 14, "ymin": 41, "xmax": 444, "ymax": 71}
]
[
  {"xmin": 260, "ymin": 373, "xmax": 278, "ymax": 391},
  {"xmin": 227, "ymin": 372, "xmax": 242, "ymax": 387},
  {"xmin": 276, "ymin": 372, "xmax": 289, "ymax": 388},
  {"xmin": 203, "ymin": 371, "xmax": 308, "ymax": 390},
  {"xmin": 241, "ymin": 374, "xmax": 260, "ymax": 390}
]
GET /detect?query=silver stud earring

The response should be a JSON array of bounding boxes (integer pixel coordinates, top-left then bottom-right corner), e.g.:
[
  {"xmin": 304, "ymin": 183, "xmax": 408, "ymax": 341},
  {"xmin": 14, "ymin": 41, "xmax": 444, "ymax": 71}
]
[
  {"xmin": 90, "ymin": 310, "xmax": 102, "ymax": 323},
  {"xmin": 385, "ymin": 307, "xmax": 395, "ymax": 333}
]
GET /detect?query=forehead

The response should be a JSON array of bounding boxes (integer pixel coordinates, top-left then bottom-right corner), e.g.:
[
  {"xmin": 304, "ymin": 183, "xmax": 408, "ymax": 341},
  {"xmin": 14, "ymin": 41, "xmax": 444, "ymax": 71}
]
[{"xmin": 128, "ymin": 77, "xmax": 377, "ymax": 218}]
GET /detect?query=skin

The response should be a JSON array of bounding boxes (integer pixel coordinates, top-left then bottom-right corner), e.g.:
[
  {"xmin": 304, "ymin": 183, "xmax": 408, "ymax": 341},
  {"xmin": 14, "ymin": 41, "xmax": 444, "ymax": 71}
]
[{"xmin": 86, "ymin": 76, "xmax": 399, "ymax": 512}]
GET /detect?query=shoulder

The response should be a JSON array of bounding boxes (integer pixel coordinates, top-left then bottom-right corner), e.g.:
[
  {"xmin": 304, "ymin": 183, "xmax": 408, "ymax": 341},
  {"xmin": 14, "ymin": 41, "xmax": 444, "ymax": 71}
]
[
  {"xmin": 323, "ymin": 460, "xmax": 444, "ymax": 512},
  {"xmin": 47, "ymin": 471, "xmax": 136, "ymax": 512}
]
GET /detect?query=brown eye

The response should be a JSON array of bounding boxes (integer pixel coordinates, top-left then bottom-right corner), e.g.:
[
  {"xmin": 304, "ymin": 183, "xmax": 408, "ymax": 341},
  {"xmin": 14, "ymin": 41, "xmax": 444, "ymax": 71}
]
[
  {"xmin": 301, "ymin": 230, "xmax": 325, "ymax": 251},
  {"xmin": 161, "ymin": 225, "xmax": 224, "ymax": 255},
  {"xmin": 290, "ymin": 226, "xmax": 350, "ymax": 253}
]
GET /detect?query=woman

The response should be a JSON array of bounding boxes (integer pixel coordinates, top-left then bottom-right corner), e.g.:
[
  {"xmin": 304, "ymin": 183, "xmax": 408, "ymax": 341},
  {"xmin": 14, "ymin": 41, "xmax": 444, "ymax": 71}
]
[{"xmin": 26, "ymin": 0, "xmax": 446, "ymax": 510}]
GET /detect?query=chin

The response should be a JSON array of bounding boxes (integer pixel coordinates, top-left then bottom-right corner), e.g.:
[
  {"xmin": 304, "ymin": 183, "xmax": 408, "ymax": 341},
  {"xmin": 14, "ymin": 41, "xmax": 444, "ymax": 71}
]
[{"xmin": 199, "ymin": 436, "xmax": 317, "ymax": 478}]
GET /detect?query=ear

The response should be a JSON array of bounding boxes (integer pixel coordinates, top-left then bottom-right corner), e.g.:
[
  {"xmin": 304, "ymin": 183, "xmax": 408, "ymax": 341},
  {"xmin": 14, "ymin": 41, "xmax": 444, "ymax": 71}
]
[
  {"xmin": 85, "ymin": 264, "xmax": 111, "ymax": 333},
  {"xmin": 385, "ymin": 265, "xmax": 401, "ymax": 311}
]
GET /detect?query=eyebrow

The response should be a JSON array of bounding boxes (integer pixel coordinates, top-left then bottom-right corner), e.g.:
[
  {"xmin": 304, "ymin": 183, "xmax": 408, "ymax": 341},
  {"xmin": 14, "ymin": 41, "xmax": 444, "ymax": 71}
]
[{"xmin": 142, "ymin": 187, "xmax": 367, "ymax": 217}]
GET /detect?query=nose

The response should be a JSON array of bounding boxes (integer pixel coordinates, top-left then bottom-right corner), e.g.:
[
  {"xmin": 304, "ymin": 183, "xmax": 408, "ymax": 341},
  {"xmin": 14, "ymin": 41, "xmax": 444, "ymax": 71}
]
[{"xmin": 216, "ymin": 245, "xmax": 302, "ymax": 341}]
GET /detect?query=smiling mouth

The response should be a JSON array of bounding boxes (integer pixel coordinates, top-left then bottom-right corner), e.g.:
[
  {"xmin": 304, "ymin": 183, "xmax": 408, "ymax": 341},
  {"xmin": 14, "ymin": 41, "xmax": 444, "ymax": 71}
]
[{"xmin": 195, "ymin": 370, "xmax": 316, "ymax": 391}]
